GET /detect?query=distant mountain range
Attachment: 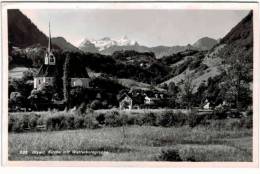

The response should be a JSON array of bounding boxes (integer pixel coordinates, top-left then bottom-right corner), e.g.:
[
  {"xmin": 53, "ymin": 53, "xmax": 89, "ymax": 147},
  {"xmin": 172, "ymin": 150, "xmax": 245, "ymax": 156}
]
[
  {"xmin": 79, "ymin": 36, "xmax": 138, "ymax": 51},
  {"xmin": 8, "ymin": 9, "xmax": 218, "ymax": 58},
  {"xmin": 78, "ymin": 36, "xmax": 218, "ymax": 58}
]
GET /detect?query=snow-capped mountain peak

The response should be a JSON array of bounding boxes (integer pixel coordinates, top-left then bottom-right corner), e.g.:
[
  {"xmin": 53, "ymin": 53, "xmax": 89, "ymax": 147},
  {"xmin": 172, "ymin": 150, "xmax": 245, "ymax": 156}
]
[
  {"xmin": 78, "ymin": 35, "xmax": 138, "ymax": 51},
  {"xmin": 116, "ymin": 35, "xmax": 136, "ymax": 46}
]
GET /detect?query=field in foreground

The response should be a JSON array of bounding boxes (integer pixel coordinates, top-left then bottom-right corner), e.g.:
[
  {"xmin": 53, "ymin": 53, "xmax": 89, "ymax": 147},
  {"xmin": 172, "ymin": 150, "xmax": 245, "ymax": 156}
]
[{"xmin": 9, "ymin": 126, "xmax": 252, "ymax": 161}]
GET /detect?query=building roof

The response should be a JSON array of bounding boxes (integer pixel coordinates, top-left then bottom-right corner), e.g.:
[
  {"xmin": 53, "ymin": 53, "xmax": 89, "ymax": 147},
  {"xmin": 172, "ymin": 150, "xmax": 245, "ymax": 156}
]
[
  {"xmin": 119, "ymin": 92, "xmax": 144, "ymax": 105},
  {"xmin": 36, "ymin": 64, "xmax": 57, "ymax": 77},
  {"xmin": 119, "ymin": 93, "xmax": 132, "ymax": 101}
]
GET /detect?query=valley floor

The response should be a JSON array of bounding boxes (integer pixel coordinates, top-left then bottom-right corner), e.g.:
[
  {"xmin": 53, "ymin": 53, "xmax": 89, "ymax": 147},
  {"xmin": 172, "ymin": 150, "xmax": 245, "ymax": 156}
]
[{"xmin": 8, "ymin": 126, "xmax": 252, "ymax": 161}]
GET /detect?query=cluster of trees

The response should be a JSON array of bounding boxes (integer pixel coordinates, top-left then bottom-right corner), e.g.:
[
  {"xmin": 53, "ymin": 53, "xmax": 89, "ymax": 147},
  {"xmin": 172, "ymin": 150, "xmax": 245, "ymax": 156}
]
[
  {"xmin": 162, "ymin": 67, "xmax": 251, "ymax": 111},
  {"xmin": 9, "ymin": 70, "xmax": 34, "ymax": 110}
]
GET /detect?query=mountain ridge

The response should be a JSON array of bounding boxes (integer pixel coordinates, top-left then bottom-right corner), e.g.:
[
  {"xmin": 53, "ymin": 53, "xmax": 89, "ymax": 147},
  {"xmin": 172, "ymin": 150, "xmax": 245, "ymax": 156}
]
[
  {"xmin": 78, "ymin": 36, "xmax": 210, "ymax": 58},
  {"xmin": 192, "ymin": 37, "xmax": 218, "ymax": 50}
]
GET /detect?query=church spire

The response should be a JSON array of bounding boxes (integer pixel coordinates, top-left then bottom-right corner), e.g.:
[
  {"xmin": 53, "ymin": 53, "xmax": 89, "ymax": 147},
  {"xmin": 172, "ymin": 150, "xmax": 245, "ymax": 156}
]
[
  {"xmin": 48, "ymin": 21, "xmax": 52, "ymax": 53},
  {"xmin": 44, "ymin": 20, "xmax": 56, "ymax": 65}
]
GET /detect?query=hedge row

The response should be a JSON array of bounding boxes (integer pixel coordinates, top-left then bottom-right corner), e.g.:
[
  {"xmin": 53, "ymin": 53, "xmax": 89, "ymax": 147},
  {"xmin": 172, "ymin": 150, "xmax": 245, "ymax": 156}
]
[{"xmin": 8, "ymin": 109, "xmax": 252, "ymax": 133}]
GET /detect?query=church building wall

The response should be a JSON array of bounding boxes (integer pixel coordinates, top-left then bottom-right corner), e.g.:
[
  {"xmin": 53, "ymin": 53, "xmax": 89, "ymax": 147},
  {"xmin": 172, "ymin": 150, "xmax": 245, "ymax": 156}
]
[{"xmin": 34, "ymin": 77, "xmax": 54, "ymax": 89}]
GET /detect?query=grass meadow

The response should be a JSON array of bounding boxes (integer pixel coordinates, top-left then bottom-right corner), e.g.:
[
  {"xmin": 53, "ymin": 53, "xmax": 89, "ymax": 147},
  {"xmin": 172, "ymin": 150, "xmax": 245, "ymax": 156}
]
[{"xmin": 9, "ymin": 123, "xmax": 252, "ymax": 161}]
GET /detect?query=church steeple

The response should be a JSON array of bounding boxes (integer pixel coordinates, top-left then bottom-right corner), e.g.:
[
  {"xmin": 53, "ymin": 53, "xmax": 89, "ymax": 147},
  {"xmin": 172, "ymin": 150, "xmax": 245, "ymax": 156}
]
[
  {"xmin": 45, "ymin": 21, "xmax": 56, "ymax": 65},
  {"xmin": 48, "ymin": 21, "xmax": 52, "ymax": 53}
]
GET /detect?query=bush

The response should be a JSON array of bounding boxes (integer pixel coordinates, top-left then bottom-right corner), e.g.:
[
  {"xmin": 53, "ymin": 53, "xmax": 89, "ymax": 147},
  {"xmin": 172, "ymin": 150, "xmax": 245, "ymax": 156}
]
[
  {"xmin": 77, "ymin": 102, "xmax": 88, "ymax": 115},
  {"xmin": 8, "ymin": 113, "xmax": 41, "ymax": 132},
  {"xmin": 60, "ymin": 116, "xmax": 75, "ymax": 129},
  {"xmin": 46, "ymin": 114, "xmax": 65, "ymax": 131},
  {"xmin": 9, "ymin": 117, "xmax": 24, "ymax": 132},
  {"xmin": 157, "ymin": 148, "xmax": 182, "ymax": 161},
  {"xmin": 90, "ymin": 100, "xmax": 102, "ymax": 110},
  {"xmin": 212, "ymin": 107, "xmax": 228, "ymax": 119},
  {"xmin": 84, "ymin": 113, "xmax": 99, "ymax": 129},
  {"xmin": 239, "ymin": 115, "xmax": 253, "ymax": 129},
  {"xmin": 157, "ymin": 111, "xmax": 187, "ymax": 127},
  {"xmin": 126, "ymin": 114, "xmax": 144, "ymax": 126},
  {"xmin": 157, "ymin": 111, "xmax": 174, "ymax": 127},
  {"xmin": 188, "ymin": 112, "xmax": 207, "ymax": 128},
  {"xmin": 104, "ymin": 110, "xmax": 124, "ymax": 127},
  {"xmin": 143, "ymin": 112, "xmax": 157, "ymax": 126},
  {"xmin": 96, "ymin": 113, "xmax": 105, "ymax": 125},
  {"xmin": 27, "ymin": 113, "xmax": 41, "ymax": 130},
  {"xmin": 74, "ymin": 116, "xmax": 85, "ymax": 129},
  {"xmin": 172, "ymin": 111, "xmax": 189, "ymax": 126}
]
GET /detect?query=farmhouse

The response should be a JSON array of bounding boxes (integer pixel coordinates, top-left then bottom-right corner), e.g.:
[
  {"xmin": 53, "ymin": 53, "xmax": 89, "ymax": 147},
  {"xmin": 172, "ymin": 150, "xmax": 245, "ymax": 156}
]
[
  {"xmin": 119, "ymin": 93, "xmax": 133, "ymax": 110},
  {"xmin": 34, "ymin": 23, "xmax": 90, "ymax": 90},
  {"xmin": 118, "ymin": 89, "xmax": 168, "ymax": 110},
  {"xmin": 119, "ymin": 91, "xmax": 144, "ymax": 110}
]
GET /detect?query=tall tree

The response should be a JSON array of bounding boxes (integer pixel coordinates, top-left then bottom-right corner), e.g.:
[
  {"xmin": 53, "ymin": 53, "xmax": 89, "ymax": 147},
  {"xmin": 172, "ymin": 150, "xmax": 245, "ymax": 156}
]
[
  {"xmin": 219, "ymin": 46, "xmax": 252, "ymax": 109},
  {"xmin": 63, "ymin": 53, "xmax": 71, "ymax": 109},
  {"xmin": 179, "ymin": 73, "xmax": 195, "ymax": 109}
]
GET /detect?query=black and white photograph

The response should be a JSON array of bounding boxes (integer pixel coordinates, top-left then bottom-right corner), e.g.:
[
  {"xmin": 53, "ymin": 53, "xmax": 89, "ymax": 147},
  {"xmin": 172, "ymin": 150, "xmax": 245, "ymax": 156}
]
[{"xmin": 1, "ymin": 1, "xmax": 259, "ymax": 166}]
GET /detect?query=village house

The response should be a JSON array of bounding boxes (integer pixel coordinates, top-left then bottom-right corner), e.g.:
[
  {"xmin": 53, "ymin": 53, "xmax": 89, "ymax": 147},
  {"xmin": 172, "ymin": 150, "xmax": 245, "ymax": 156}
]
[
  {"xmin": 119, "ymin": 93, "xmax": 133, "ymax": 110},
  {"xmin": 118, "ymin": 90, "xmax": 145, "ymax": 110},
  {"xmin": 118, "ymin": 89, "xmax": 168, "ymax": 110}
]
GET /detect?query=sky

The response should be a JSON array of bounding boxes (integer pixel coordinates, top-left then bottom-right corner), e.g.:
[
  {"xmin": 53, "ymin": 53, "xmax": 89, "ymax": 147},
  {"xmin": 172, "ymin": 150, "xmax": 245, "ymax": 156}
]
[{"xmin": 20, "ymin": 9, "xmax": 249, "ymax": 47}]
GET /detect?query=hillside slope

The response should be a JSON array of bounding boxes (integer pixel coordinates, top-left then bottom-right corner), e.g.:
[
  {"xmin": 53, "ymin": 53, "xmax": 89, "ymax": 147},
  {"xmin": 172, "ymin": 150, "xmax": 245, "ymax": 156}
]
[
  {"xmin": 193, "ymin": 37, "xmax": 218, "ymax": 50},
  {"xmin": 52, "ymin": 37, "xmax": 80, "ymax": 52},
  {"xmin": 8, "ymin": 9, "xmax": 49, "ymax": 48},
  {"xmin": 159, "ymin": 11, "xmax": 253, "ymax": 93}
]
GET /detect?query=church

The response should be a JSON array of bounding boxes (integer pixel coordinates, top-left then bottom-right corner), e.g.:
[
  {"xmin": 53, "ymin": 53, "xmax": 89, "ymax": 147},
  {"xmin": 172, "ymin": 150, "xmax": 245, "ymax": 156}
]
[{"xmin": 34, "ymin": 23, "xmax": 90, "ymax": 90}]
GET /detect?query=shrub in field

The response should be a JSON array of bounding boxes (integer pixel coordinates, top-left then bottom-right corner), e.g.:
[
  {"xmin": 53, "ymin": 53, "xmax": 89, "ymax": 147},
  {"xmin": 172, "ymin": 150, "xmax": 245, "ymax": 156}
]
[
  {"xmin": 77, "ymin": 102, "xmax": 88, "ymax": 115},
  {"xmin": 188, "ymin": 112, "xmax": 207, "ymax": 128},
  {"xmin": 156, "ymin": 111, "xmax": 174, "ymax": 127},
  {"xmin": 74, "ymin": 116, "xmax": 85, "ymax": 129},
  {"xmin": 9, "ymin": 117, "xmax": 24, "ymax": 132},
  {"xmin": 157, "ymin": 111, "xmax": 187, "ymax": 127},
  {"xmin": 239, "ymin": 115, "xmax": 253, "ymax": 129},
  {"xmin": 60, "ymin": 116, "xmax": 75, "ymax": 129},
  {"xmin": 11, "ymin": 119, "xmax": 24, "ymax": 132},
  {"xmin": 36, "ymin": 116, "xmax": 46, "ymax": 126},
  {"xmin": 27, "ymin": 113, "xmax": 41, "ymax": 130},
  {"xmin": 104, "ymin": 110, "xmax": 124, "ymax": 127},
  {"xmin": 46, "ymin": 114, "xmax": 65, "ymax": 130},
  {"xmin": 157, "ymin": 148, "xmax": 182, "ymax": 161},
  {"xmin": 142, "ymin": 112, "xmax": 157, "ymax": 126},
  {"xmin": 9, "ymin": 113, "xmax": 41, "ymax": 132},
  {"xmin": 172, "ymin": 111, "xmax": 189, "ymax": 126},
  {"xmin": 84, "ymin": 113, "xmax": 99, "ymax": 129},
  {"xmin": 96, "ymin": 113, "xmax": 105, "ymax": 125},
  {"xmin": 179, "ymin": 148, "xmax": 196, "ymax": 161},
  {"xmin": 212, "ymin": 107, "xmax": 228, "ymax": 119},
  {"xmin": 127, "ymin": 114, "xmax": 144, "ymax": 126},
  {"xmin": 8, "ymin": 117, "xmax": 15, "ymax": 132}
]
